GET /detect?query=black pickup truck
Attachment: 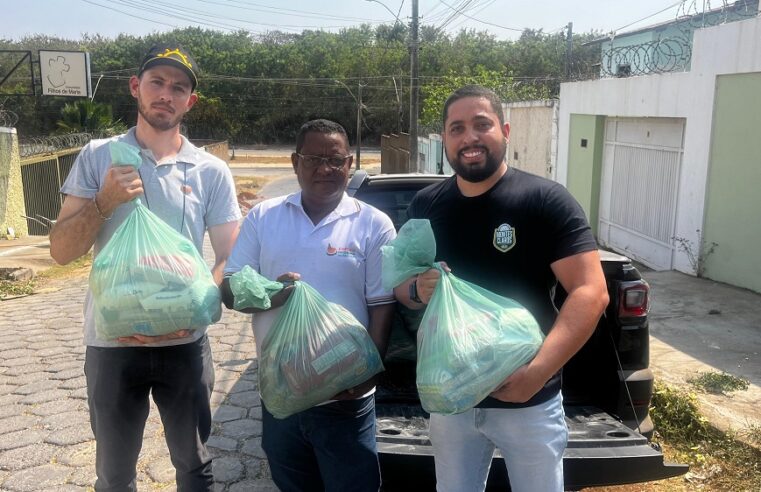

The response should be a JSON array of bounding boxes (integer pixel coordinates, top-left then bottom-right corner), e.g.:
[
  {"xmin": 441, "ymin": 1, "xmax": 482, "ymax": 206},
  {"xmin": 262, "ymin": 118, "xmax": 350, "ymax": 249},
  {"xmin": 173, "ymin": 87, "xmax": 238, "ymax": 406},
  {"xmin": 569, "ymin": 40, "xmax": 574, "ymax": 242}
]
[{"xmin": 347, "ymin": 170, "xmax": 688, "ymax": 491}]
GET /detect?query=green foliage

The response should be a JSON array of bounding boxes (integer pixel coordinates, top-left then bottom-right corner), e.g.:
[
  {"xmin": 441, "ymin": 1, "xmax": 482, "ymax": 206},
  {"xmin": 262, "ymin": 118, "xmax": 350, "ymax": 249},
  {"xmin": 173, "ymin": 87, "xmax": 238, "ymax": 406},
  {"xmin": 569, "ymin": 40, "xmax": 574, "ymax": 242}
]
[
  {"xmin": 651, "ymin": 382, "xmax": 712, "ymax": 443},
  {"xmin": 183, "ymin": 92, "xmax": 241, "ymax": 141},
  {"xmin": 56, "ymin": 99, "xmax": 127, "ymax": 137},
  {"xmin": 688, "ymin": 371, "xmax": 750, "ymax": 395},
  {"xmin": 419, "ymin": 68, "xmax": 551, "ymax": 133},
  {"xmin": 4, "ymin": 25, "xmax": 602, "ymax": 144},
  {"xmin": 672, "ymin": 229, "xmax": 718, "ymax": 277},
  {"xmin": 650, "ymin": 381, "xmax": 761, "ymax": 491},
  {"xmin": 0, "ymin": 279, "xmax": 36, "ymax": 299}
]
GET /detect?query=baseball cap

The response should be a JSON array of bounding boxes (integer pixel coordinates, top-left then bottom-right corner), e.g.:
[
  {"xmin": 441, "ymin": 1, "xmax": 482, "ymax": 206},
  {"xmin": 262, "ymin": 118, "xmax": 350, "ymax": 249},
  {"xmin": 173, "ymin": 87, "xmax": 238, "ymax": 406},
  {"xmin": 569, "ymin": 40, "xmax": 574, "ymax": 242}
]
[{"xmin": 138, "ymin": 44, "xmax": 198, "ymax": 90}]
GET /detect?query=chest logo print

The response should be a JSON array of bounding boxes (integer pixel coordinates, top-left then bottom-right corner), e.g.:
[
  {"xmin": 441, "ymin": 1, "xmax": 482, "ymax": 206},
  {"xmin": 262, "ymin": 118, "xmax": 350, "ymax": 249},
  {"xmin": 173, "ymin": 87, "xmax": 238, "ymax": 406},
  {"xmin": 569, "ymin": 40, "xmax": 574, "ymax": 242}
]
[
  {"xmin": 326, "ymin": 243, "xmax": 357, "ymax": 257},
  {"xmin": 493, "ymin": 223, "xmax": 516, "ymax": 253}
]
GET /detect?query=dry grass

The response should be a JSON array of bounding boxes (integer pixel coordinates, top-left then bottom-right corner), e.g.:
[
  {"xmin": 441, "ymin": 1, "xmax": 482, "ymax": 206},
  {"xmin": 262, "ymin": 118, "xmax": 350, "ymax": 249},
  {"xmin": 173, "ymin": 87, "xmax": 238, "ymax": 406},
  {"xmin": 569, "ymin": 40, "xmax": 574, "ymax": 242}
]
[
  {"xmin": 234, "ymin": 175, "xmax": 272, "ymax": 197},
  {"xmin": 589, "ymin": 382, "xmax": 761, "ymax": 491},
  {"xmin": 230, "ymin": 155, "xmax": 294, "ymax": 165},
  {"xmin": 34, "ymin": 253, "xmax": 93, "ymax": 291},
  {"xmin": 0, "ymin": 253, "xmax": 93, "ymax": 298},
  {"xmin": 37, "ymin": 253, "xmax": 93, "ymax": 281}
]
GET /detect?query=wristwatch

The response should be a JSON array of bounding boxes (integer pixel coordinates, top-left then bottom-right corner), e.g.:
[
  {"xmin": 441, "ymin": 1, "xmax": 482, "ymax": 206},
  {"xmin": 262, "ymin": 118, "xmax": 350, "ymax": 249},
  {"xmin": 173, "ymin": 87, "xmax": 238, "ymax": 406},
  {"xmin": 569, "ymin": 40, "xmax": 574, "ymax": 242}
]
[{"xmin": 409, "ymin": 279, "xmax": 423, "ymax": 304}]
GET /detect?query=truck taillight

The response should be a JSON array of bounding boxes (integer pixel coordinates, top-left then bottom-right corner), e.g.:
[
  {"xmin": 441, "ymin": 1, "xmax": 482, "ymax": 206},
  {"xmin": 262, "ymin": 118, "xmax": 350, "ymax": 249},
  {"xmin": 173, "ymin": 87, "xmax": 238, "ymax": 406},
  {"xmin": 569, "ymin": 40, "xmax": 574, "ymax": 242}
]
[{"xmin": 618, "ymin": 281, "xmax": 649, "ymax": 317}]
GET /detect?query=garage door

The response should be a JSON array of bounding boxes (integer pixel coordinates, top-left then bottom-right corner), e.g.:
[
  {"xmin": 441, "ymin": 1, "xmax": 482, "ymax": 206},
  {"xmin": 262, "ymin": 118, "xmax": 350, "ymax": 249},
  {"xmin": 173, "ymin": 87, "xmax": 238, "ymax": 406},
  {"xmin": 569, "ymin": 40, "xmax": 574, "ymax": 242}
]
[{"xmin": 598, "ymin": 118, "xmax": 684, "ymax": 271}]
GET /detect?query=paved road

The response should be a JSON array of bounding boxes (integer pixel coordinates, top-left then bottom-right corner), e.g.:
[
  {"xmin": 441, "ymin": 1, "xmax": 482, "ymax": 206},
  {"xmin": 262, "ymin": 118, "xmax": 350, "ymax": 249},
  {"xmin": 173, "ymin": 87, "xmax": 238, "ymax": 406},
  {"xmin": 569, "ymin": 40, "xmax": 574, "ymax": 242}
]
[
  {"xmin": 0, "ymin": 271, "xmax": 279, "ymax": 491},
  {"xmin": 0, "ymin": 167, "xmax": 300, "ymax": 491},
  {"xmin": 1, "ymin": 165, "xmax": 759, "ymax": 490}
]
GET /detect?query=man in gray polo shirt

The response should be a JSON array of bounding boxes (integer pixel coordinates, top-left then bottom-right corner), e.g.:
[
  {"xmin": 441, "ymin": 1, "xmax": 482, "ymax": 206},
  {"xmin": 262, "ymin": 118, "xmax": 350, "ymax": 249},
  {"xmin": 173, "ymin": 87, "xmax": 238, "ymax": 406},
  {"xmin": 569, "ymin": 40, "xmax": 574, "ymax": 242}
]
[{"xmin": 49, "ymin": 44, "xmax": 240, "ymax": 491}]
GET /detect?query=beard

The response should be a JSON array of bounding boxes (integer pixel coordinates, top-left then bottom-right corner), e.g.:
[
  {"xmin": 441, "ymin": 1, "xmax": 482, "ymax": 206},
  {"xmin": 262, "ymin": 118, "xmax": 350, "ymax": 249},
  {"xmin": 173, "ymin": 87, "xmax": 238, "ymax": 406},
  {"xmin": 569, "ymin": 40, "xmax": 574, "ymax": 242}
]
[
  {"xmin": 446, "ymin": 139, "xmax": 507, "ymax": 183},
  {"xmin": 136, "ymin": 95, "xmax": 184, "ymax": 132}
]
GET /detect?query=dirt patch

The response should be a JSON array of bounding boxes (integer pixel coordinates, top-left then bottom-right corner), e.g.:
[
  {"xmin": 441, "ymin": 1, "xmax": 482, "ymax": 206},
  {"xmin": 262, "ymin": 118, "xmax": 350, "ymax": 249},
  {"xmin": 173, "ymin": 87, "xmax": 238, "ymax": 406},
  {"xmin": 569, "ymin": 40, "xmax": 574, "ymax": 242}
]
[
  {"xmin": 230, "ymin": 155, "xmax": 293, "ymax": 165},
  {"xmin": 234, "ymin": 175, "xmax": 275, "ymax": 215}
]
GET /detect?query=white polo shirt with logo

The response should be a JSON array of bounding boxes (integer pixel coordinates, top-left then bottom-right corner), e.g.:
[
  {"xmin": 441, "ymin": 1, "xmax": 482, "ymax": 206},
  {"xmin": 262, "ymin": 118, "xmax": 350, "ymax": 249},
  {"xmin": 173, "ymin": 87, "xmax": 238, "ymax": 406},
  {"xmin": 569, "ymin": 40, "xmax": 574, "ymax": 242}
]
[{"xmin": 225, "ymin": 191, "xmax": 397, "ymax": 356}]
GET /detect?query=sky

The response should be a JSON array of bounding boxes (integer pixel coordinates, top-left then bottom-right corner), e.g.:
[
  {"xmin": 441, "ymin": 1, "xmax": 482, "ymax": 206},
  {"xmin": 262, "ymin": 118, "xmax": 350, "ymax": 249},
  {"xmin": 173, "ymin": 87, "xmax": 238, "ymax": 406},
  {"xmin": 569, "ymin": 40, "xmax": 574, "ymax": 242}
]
[{"xmin": 4, "ymin": 0, "xmax": 693, "ymax": 41}]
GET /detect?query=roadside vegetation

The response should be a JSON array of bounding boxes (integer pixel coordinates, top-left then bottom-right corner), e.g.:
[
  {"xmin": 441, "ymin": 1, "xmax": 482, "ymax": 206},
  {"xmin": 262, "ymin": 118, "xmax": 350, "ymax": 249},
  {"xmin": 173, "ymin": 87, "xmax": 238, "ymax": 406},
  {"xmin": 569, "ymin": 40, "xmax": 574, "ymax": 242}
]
[
  {"xmin": 594, "ymin": 381, "xmax": 761, "ymax": 491},
  {"xmin": 0, "ymin": 253, "xmax": 93, "ymax": 299},
  {"xmin": 687, "ymin": 371, "xmax": 750, "ymax": 395},
  {"xmin": 0, "ymin": 278, "xmax": 36, "ymax": 299},
  {"xmin": 35, "ymin": 253, "xmax": 93, "ymax": 282},
  {"xmin": 2, "ymin": 26, "xmax": 602, "ymax": 145}
]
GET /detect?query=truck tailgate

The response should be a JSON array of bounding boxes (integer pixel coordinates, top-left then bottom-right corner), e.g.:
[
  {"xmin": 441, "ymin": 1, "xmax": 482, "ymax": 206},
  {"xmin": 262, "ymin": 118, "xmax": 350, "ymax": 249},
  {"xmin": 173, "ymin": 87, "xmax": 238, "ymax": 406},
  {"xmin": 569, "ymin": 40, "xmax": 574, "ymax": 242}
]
[{"xmin": 376, "ymin": 403, "xmax": 688, "ymax": 490}]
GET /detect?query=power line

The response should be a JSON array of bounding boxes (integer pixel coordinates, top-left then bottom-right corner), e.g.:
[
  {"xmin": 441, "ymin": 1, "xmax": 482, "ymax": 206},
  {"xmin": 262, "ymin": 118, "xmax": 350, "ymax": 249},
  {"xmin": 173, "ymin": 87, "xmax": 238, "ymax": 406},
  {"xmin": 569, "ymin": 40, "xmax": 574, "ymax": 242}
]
[
  {"xmin": 79, "ymin": 0, "xmax": 179, "ymax": 28},
  {"xmin": 215, "ymin": 0, "xmax": 384, "ymax": 23},
  {"xmin": 612, "ymin": 0, "xmax": 684, "ymax": 34},
  {"xmin": 82, "ymin": 0, "xmax": 387, "ymax": 36},
  {"xmin": 124, "ymin": 0, "xmax": 385, "ymax": 29},
  {"xmin": 440, "ymin": 0, "xmax": 524, "ymax": 32},
  {"xmin": 435, "ymin": 0, "xmax": 477, "ymax": 32}
]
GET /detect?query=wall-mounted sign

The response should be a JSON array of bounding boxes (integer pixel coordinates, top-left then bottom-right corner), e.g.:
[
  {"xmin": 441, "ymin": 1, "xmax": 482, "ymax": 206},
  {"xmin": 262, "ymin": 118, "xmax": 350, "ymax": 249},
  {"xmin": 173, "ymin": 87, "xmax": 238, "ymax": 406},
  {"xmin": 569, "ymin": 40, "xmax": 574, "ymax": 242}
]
[{"xmin": 39, "ymin": 50, "xmax": 91, "ymax": 97}]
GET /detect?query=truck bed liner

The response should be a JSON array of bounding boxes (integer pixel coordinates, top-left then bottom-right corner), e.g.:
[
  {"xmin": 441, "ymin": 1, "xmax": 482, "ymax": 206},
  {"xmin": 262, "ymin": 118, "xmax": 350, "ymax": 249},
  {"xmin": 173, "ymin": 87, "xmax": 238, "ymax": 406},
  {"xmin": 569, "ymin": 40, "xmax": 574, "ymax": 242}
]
[{"xmin": 376, "ymin": 403, "xmax": 688, "ymax": 490}]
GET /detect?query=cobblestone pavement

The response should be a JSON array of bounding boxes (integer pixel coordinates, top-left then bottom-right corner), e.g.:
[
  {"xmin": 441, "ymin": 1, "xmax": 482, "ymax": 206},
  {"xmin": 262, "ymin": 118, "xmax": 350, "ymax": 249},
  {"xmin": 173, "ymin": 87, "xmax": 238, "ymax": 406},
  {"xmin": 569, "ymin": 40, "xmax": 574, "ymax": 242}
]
[{"xmin": 0, "ymin": 275, "xmax": 279, "ymax": 491}]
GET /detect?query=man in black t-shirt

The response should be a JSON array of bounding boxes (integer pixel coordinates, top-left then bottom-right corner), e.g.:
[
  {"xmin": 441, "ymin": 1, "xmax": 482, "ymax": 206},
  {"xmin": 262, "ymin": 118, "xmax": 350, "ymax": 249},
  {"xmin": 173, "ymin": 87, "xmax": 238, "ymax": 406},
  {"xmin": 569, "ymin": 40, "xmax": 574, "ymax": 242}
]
[{"xmin": 394, "ymin": 85, "xmax": 609, "ymax": 492}]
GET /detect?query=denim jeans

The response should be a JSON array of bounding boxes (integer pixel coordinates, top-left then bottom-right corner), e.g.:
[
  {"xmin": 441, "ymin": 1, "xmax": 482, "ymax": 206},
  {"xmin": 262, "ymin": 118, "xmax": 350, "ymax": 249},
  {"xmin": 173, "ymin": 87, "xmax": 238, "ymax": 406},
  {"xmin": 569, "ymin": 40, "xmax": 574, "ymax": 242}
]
[
  {"xmin": 429, "ymin": 392, "xmax": 567, "ymax": 492},
  {"xmin": 84, "ymin": 336, "xmax": 215, "ymax": 492},
  {"xmin": 261, "ymin": 395, "xmax": 381, "ymax": 492}
]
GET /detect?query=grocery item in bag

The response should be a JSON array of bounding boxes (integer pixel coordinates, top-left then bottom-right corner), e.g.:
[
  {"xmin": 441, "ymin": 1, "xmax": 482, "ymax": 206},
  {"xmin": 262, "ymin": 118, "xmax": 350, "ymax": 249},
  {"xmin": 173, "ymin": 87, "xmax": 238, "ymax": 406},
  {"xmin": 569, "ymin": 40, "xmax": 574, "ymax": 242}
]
[
  {"xmin": 381, "ymin": 219, "xmax": 544, "ymax": 414},
  {"xmin": 89, "ymin": 142, "xmax": 221, "ymax": 339},
  {"xmin": 258, "ymin": 280, "xmax": 384, "ymax": 419}
]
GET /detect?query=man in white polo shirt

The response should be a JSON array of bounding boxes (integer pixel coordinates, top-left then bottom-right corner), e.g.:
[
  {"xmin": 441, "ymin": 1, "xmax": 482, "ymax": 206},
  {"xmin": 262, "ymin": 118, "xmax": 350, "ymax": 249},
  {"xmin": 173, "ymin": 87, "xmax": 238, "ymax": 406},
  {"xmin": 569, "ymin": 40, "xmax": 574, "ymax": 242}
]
[{"xmin": 221, "ymin": 119, "xmax": 396, "ymax": 492}]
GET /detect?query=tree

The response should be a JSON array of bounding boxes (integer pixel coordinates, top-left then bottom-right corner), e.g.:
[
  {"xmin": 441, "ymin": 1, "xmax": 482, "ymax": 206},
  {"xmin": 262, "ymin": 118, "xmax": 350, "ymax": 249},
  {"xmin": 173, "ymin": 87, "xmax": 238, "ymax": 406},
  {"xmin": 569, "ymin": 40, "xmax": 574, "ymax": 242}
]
[
  {"xmin": 5, "ymin": 25, "xmax": 603, "ymax": 144},
  {"xmin": 183, "ymin": 92, "xmax": 241, "ymax": 141},
  {"xmin": 56, "ymin": 99, "xmax": 126, "ymax": 136},
  {"xmin": 419, "ymin": 68, "xmax": 551, "ymax": 133}
]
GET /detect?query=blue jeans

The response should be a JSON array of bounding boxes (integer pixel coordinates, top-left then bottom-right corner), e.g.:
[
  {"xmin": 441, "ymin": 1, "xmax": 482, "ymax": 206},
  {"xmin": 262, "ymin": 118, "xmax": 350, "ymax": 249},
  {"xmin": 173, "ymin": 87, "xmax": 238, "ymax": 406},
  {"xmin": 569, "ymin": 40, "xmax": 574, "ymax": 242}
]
[
  {"xmin": 261, "ymin": 395, "xmax": 381, "ymax": 492},
  {"xmin": 429, "ymin": 392, "xmax": 567, "ymax": 492},
  {"xmin": 85, "ymin": 336, "xmax": 215, "ymax": 492}
]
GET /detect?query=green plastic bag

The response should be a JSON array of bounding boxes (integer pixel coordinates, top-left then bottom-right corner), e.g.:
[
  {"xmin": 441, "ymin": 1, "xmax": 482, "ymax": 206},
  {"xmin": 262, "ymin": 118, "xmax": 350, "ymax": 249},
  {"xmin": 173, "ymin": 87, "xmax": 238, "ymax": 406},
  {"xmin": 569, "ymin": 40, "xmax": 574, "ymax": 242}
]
[
  {"xmin": 381, "ymin": 219, "xmax": 544, "ymax": 415},
  {"xmin": 89, "ymin": 142, "xmax": 221, "ymax": 340},
  {"xmin": 109, "ymin": 140, "xmax": 142, "ymax": 167},
  {"xmin": 229, "ymin": 265, "xmax": 284, "ymax": 311},
  {"xmin": 258, "ymin": 280, "xmax": 385, "ymax": 419},
  {"xmin": 381, "ymin": 218, "xmax": 437, "ymax": 291}
]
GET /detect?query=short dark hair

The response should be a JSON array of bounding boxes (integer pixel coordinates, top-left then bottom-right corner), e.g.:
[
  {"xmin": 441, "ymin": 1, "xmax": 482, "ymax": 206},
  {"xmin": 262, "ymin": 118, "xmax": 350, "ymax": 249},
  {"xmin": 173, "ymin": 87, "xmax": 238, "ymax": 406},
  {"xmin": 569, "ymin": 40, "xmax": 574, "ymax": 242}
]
[
  {"xmin": 295, "ymin": 119, "xmax": 349, "ymax": 153},
  {"xmin": 442, "ymin": 85, "xmax": 505, "ymax": 127}
]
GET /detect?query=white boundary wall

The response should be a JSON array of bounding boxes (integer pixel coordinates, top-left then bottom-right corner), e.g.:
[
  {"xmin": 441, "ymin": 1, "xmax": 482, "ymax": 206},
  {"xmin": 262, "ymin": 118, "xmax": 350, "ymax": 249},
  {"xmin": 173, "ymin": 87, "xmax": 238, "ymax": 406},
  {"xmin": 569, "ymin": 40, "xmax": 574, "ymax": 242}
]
[{"xmin": 557, "ymin": 15, "xmax": 761, "ymax": 274}]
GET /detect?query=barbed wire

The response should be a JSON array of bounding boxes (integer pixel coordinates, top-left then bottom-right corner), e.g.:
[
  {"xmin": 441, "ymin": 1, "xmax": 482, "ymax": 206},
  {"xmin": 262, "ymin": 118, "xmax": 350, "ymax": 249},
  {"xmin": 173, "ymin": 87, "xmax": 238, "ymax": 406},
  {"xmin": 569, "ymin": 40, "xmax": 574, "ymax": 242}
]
[
  {"xmin": 678, "ymin": 0, "xmax": 759, "ymax": 29},
  {"xmin": 18, "ymin": 133, "xmax": 93, "ymax": 158},
  {"xmin": 0, "ymin": 109, "xmax": 19, "ymax": 128},
  {"xmin": 594, "ymin": 0, "xmax": 758, "ymax": 78},
  {"xmin": 601, "ymin": 36, "xmax": 692, "ymax": 77}
]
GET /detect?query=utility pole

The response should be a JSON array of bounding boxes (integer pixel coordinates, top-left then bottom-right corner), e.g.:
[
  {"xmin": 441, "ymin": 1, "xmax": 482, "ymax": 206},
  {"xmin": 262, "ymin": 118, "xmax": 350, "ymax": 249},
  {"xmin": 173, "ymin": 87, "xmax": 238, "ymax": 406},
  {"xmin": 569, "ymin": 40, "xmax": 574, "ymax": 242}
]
[
  {"xmin": 409, "ymin": 0, "xmax": 419, "ymax": 173},
  {"xmin": 392, "ymin": 76, "xmax": 402, "ymax": 133},
  {"xmin": 334, "ymin": 79, "xmax": 363, "ymax": 170},
  {"xmin": 565, "ymin": 22, "xmax": 573, "ymax": 80},
  {"xmin": 356, "ymin": 81, "xmax": 362, "ymax": 170}
]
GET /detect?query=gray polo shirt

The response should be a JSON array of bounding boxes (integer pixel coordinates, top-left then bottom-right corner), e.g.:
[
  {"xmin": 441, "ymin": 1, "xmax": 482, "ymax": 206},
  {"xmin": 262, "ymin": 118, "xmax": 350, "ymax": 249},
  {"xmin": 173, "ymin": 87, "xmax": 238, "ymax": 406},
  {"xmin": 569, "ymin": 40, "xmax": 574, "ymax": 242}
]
[{"xmin": 61, "ymin": 127, "xmax": 241, "ymax": 347}]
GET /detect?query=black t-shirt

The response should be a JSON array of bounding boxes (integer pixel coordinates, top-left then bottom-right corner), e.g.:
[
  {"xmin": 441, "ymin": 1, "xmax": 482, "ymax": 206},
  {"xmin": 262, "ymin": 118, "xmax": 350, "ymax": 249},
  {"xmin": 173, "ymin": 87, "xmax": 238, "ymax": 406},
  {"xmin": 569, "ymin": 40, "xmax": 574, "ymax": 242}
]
[{"xmin": 407, "ymin": 167, "xmax": 598, "ymax": 408}]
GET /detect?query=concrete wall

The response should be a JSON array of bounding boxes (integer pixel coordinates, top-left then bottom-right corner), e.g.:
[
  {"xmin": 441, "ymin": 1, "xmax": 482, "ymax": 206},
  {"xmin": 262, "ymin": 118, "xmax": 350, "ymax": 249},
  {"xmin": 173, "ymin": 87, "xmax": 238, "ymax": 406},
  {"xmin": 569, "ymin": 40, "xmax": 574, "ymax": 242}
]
[
  {"xmin": 381, "ymin": 133, "xmax": 410, "ymax": 174},
  {"xmin": 0, "ymin": 128, "xmax": 29, "ymax": 238},
  {"xmin": 566, "ymin": 115, "xmax": 604, "ymax": 236},
  {"xmin": 558, "ymin": 14, "xmax": 761, "ymax": 277},
  {"xmin": 505, "ymin": 100, "xmax": 557, "ymax": 179},
  {"xmin": 702, "ymin": 72, "xmax": 761, "ymax": 292},
  {"xmin": 598, "ymin": 1, "xmax": 759, "ymax": 76}
]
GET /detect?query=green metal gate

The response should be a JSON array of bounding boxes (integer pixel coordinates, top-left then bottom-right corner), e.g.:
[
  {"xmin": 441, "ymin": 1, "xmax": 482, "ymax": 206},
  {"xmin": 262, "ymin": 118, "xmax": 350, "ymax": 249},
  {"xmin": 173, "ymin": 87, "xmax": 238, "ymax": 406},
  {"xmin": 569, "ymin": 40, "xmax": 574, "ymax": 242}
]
[{"xmin": 19, "ymin": 148, "xmax": 79, "ymax": 235}]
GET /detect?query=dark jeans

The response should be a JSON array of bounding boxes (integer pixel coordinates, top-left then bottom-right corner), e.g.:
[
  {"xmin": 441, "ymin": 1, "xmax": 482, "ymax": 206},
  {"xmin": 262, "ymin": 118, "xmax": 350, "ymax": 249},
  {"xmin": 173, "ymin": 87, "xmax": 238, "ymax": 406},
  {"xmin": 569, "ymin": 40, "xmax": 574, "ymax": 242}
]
[
  {"xmin": 262, "ymin": 395, "xmax": 381, "ymax": 492},
  {"xmin": 84, "ymin": 336, "xmax": 215, "ymax": 492}
]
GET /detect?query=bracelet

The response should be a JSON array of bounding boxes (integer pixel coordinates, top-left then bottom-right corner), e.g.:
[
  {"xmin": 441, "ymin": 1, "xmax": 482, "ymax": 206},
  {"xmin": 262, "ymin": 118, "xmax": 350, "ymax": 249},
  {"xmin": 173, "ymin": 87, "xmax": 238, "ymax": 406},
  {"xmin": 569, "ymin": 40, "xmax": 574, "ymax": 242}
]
[
  {"xmin": 92, "ymin": 195, "xmax": 111, "ymax": 221},
  {"xmin": 409, "ymin": 279, "xmax": 423, "ymax": 304}
]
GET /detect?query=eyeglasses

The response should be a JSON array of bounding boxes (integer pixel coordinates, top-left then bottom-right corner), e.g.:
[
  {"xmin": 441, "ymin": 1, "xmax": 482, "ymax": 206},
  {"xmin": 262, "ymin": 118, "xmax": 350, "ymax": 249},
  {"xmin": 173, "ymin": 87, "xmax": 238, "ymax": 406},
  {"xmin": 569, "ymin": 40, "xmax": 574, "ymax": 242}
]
[{"xmin": 296, "ymin": 153, "xmax": 351, "ymax": 170}]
